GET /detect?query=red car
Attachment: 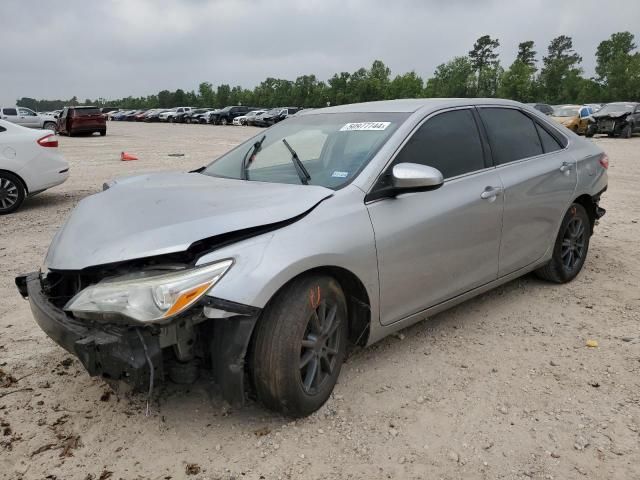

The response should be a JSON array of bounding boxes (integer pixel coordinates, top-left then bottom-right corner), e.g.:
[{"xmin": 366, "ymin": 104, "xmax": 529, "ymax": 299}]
[{"xmin": 57, "ymin": 106, "xmax": 107, "ymax": 136}]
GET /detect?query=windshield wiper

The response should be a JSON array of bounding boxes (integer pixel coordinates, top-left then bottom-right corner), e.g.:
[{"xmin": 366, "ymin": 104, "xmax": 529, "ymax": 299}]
[
  {"xmin": 241, "ymin": 135, "xmax": 266, "ymax": 180},
  {"xmin": 282, "ymin": 138, "xmax": 311, "ymax": 185}
]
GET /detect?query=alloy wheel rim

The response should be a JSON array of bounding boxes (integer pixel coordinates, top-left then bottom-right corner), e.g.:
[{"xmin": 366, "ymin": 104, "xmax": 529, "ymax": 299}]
[
  {"xmin": 299, "ymin": 299, "xmax": 341, "ymax": 395},
  {"xmin": 0, "ymin": 178, "xmax": 19, "ymax": 210},
  {"xmin": 561, "ymin": 216, "xmax": 585, "ymax": 270}
]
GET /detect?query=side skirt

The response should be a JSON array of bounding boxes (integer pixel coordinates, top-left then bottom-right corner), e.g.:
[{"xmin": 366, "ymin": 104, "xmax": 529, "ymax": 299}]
[{"xmin": 366, "ymin": 258, "xmax": 549, "ymax": 345}]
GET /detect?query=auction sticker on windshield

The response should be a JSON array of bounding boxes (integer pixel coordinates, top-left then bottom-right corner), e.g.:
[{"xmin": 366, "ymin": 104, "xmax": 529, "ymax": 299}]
[{"xmin": 340, "ymin": 122, "xmax": 390, "ymax": 131}]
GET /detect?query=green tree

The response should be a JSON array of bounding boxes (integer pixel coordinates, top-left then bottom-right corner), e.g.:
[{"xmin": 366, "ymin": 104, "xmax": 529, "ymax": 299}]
[
  {"xmin": 498, "ymin": 41, "xmax": 537, "ymax": 101},
  {"xmin": 469, "ymin": 35, "xmax": 501, "ymax": 96},
  {"xmin": 327, "ymin": 72, "xmax": 351, "ymax": 105},
  {"xmin": 198, "ymin": 82, "xmax": 215, "ymax": 107},
  {"xmin": 424, "ymin": 56, "xmax": 474, "ymax": 97},
  {"xmin": 388, "ymin": 71, "xmax": 424, "ymax": 99},
  {"xmin": 539, "ymin": 35, "xmax": 583, "ymax": 103},
  {"xmin": 516, "ymin": 40, "xmax": 537, "ymax": 68},
  {"xmin": 595, "ymin": 31, "xmax": 639, "ymax": 101},
  {"xmin": 157, "ymin": 90, "xmax": 173, "ymax": 108},
  {"xmin": 368, "ymin": 60, "xmax": 392, "ymax": 100},
  {"xmin": 16, "ymin": 97, "xmax": 38, "ymax": 110},
  {"xmin": 216, "ymin": 84, "xmax": 231, "ymax": 107}
]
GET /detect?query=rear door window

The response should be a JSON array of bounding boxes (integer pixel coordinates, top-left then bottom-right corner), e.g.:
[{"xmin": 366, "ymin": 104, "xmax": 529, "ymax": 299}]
[
  {"xmin": 393, "ymin": 108, "xmax": 485, "ymax": 179},
  {"xmin": 479, "ymin": 108, "xmax": 543, "ymax": 165}
]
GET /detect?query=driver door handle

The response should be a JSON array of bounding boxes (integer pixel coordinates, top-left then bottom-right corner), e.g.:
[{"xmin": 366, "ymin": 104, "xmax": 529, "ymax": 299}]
[
  {"xmin": 559, "ymin": 161, "xmax": 574, "ymax": 173},
  {"xmin": 480, "ymin": 186, "xmax": 503, "ymax": 200}
]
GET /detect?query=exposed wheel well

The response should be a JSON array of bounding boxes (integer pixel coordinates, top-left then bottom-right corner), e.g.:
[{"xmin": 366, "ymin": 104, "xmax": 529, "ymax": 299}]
[
  {"xmin": 263, "ymin": 267, "xmax": 371, "ymax": 347},
  {"xmin": 0, "ymin": 169, "xmax": 28, "ymax": 194},
  {"xmin": 573, "ymin": 194, "xmax": 596, "ymax": 234}
]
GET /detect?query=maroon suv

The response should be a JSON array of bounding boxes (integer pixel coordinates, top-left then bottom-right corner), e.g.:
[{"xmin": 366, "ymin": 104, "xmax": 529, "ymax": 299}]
[{"xmin": 57, "ymin": 106, "xmax": 107, "ymax": 136}]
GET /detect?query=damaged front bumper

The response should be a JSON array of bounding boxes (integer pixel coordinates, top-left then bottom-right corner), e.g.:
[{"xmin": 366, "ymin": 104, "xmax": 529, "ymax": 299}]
[{"xmin": 16, "ymin": 272, "xmax": 260, "ymax": 406}]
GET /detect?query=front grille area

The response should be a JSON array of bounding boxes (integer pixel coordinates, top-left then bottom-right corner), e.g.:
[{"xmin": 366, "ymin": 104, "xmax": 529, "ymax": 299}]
[{"xmin": 40, "ymin": 271, "xmax": 100, "ymax": 309}]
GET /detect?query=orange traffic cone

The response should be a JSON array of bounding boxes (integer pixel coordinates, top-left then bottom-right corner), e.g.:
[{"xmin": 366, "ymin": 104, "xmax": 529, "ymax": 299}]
[{"xmin": 121, "ymin": 151, "xmax": 138, "ymax": 161}]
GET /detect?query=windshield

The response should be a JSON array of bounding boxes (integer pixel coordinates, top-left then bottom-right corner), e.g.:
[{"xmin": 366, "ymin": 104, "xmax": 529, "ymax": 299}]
[
  {"xmin": 598, "ymin": 103, "xmax": 636, "ymax": 114},
  {"xmin": 202, "ymin": 112, "xmax": 409, "ymax": 189},
  {"xmin": 553, "ymin": 106, "xmax": 580, "ymax": 117}
]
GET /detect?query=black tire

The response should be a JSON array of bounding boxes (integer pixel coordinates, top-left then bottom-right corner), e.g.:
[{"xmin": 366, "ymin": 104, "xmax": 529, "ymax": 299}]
[
  {"xmin": 251, "ymin": 274, "xmax": 348, "ymax": 417},
  {"xmin": 169, "ymin": 116, "xmax": 175, "ymax": 123},
  {"xmin": 621, "ymin": 124, "xmax": 633, "ymax": 139},
  {"xmin": 585, "ymin": 125, "xmax": 595, "ymax": 138},
  {"xmin": 0, "ymin": 171, "xmax": 26, "ymax": 215},
  {"xmin": 99, "ymin": 130, "xmax": 106, "ymax": 136},
  {"xmin": 535, "ymin": 203, "xmax": 590, "ymax": 283},
  {"xmin": 220, "ymin": 117, "xmax": 228, "ymax": 126},
  {"xmin": 43, "ymin": 121, "xmax": 57, "ymax": 132}
]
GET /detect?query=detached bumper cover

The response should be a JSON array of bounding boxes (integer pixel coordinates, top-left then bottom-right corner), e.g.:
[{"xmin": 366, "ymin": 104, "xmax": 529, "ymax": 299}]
[{"xmin": 21, "ymin": 273, "xmax": 161, "ymax": 389}]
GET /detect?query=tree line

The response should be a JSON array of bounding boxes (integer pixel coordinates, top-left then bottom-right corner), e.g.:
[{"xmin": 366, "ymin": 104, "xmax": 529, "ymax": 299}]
[{"xmin": 17, "ymin": 32, "xmax": 640, "ymax": 112}]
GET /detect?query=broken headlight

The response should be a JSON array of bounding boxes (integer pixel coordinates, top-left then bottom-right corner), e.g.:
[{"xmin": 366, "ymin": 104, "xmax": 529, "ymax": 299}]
[{"xmin": 64, "ymin": 260, "xmax": 232, "ymax": 323}]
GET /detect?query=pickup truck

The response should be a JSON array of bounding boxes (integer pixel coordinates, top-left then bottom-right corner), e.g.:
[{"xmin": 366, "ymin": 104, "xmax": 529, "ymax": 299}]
[
  {"xmin": 158, "ymin": 107, "xmax": 193, "ymax": 122},
  {"xmin": 0, "ymin": 107, "xmax": 57, "ymax": 131}
]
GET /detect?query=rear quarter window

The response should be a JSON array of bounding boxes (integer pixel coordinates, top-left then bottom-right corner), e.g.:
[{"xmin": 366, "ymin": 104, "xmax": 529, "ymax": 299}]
[{"xmin": 2, "ymin": 108, "xmax": 17, "ymax": 116}]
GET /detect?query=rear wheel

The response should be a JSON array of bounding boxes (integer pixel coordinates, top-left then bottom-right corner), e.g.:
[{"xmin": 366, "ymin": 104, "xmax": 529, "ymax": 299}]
[
  {"xmin": 251, "ymin": 274, "xmax": 348, "ymax": 417},
  {"xmin": 99, "ymin": 130, "xmax": 106, "ymax": 136},
  {"xmin": 535, "ymin": 203, "xmax": 590, "ymax": 283},
  {"xmin": 0, "ymin": 172, "xmax": 26, "ymax": 215}
]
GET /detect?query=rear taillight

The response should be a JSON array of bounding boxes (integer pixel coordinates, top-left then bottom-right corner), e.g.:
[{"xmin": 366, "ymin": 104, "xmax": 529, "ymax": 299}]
[
  {"xmin": 599, "ymin": 153, "xmax": 609, "ymax": 169},
  {"xmin": 37, "ymin": 134, "xmax": 58, "ymax": 148}
]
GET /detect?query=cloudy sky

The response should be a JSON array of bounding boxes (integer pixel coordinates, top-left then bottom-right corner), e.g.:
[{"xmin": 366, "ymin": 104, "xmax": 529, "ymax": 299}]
[{"xmin": 1, "ymin": 0, "xmax": 638, "ymax": 104}]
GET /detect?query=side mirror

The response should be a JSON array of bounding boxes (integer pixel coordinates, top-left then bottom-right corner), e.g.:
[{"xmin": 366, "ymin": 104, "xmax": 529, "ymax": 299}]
[{"xmin": 392, "ymin": 163, "xmax": 444, "ymax": 191}]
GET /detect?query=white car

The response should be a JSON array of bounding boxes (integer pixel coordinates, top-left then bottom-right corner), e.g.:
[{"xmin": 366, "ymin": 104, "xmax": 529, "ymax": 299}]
[
  {"xmin": 233, "ymin": 110, "xmax": 267, "ymax": 126},
  {"xmin": 158, "ymin": 107, "xmax": 192, "ymax": 122},
  {"xmin": 0, "ymin": 120, "xmax": 69, "ymax": 214}
]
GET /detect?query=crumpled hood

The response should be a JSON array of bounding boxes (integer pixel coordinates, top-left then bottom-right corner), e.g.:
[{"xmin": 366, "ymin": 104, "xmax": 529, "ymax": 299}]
[
  {"xmin": 593, "ymin": 110, "xmax": 631, "ymax": 119},
  {"xmin": 45, "ymin": 172, "xmax": 333, "ymax": 270}
]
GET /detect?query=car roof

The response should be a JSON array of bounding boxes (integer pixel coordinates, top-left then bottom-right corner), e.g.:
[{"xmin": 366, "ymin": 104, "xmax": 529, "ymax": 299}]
[{"xmin": 301, "ymin": 98, "xmax": 526, "ymax": 115}]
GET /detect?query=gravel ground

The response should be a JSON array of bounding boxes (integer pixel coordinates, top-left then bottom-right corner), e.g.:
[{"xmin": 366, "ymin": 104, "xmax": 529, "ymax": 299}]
[{"xmin": 1, "ymin": 122, "xmax": 639, "ymax": 480}]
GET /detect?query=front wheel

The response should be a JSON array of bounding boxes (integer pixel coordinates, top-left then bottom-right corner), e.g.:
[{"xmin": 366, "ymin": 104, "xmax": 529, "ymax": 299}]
[
  {"xmin": 251, "ymin": 275, "xmax": 348, "ymax": 417},
  {"xmin": 621, "ymin": 124, "xmax": 633, "ymax": 139},
  {"xmin": 0, "ymin": 172, "xmax": 26, "ymax": 215},
  {"xmin": 43, "ymin": 121, "xmax": 57, "ymax": 132},
  {"xmin": 220, "ymin": 118, "xmax": 228, "ymax": 126},
  {"xmin": 535, "ymin": 203, "xmax": 590, "ymax": 283}
]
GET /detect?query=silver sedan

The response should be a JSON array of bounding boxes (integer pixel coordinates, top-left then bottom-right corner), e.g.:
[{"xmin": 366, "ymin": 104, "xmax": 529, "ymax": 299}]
[{"xmin": 17, "ymin": 99, "xmax": 608, "ymax": 416}]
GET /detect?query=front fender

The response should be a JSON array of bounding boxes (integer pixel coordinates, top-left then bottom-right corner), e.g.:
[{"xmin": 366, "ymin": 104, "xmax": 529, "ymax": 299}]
[{"xmin": 196, "ymin": 187, "xmax": 380, "ymax": 323}]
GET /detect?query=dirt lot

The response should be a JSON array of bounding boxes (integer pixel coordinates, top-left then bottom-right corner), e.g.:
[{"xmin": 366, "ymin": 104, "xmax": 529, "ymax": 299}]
[{"xmin": 1, "ymin": 122, "xmax": 639, "ymax": 480}]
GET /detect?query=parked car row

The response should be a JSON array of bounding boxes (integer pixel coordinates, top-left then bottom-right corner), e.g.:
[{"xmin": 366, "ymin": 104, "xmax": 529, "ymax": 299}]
[
  {"xmin": 105, "ymin": 106, "xmax": 301, "ymax": 127},
  {"xmin": 547, "ymin": 101, "xmax": 639, "ymax": 138}
]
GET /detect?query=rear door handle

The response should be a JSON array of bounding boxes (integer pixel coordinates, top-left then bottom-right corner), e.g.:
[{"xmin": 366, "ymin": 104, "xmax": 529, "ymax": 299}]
[
  {"xmin": 559, "ymin": 161, "xmax": 574, "ymax": 173},
  {"xmin": 480, "ymin": 186, "xmax": 503, "ymax": 200}
]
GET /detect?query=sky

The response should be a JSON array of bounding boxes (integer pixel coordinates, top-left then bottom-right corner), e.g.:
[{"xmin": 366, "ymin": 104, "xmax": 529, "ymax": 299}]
[{"xmin": 1, "ymin": 0, "xmax": 639, "ymax": 105}]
